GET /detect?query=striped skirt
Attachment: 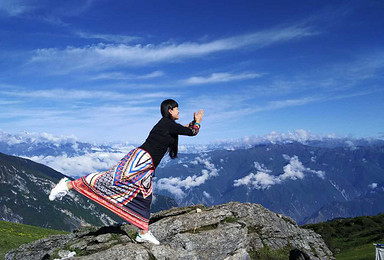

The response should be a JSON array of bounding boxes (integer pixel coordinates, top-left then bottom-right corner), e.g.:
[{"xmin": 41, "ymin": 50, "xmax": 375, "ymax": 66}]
[{"xmin": 71, "ymin": 148, "xmax": 154, "ymax": 230}]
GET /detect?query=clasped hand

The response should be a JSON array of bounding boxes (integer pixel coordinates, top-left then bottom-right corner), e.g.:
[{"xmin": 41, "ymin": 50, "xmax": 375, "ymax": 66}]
[{"xmin": 194, "ymin": 109, "xmax": 204, "ymax": 123}]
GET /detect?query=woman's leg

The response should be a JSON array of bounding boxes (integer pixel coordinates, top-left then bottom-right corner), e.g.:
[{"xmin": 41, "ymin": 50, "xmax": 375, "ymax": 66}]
[{"xmin": 67, "ymin": 181, "xmax": 73, "ymax": 191}]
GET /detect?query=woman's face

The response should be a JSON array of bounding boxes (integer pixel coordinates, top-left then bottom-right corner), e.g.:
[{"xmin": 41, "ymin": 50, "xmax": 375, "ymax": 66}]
[{"xmin": 169, "ymin": 107, "xmax": 179, "ymax": 120}]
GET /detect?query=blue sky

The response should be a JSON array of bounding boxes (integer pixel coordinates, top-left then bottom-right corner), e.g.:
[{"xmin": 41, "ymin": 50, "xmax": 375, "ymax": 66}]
[{"xmin": 0, "ymin": 0, "xmax": 383, "ymax": 144}]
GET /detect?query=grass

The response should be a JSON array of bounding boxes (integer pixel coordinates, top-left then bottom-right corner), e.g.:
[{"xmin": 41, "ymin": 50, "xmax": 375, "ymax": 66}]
[
  {"xmin": 0, "ymin": 220, "xmax": 68, "ymax": 260},
  {"xmin": 302, "ymin": 213, "xmax": 384, "ymax": 260},
  {"xmin": 223, "ymin": 216, "xmax": 238, "ymax": 223},
  {"xmin": 248, "ymin": 246, "xmax": 292, "ymax": 260},
  {"xmin": 334, "ymin": 242, "xmax": 382, "ymax": 260}
]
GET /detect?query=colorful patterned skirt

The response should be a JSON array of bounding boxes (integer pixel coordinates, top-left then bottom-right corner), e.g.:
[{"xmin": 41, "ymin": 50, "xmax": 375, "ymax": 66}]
[{"xmin": 71, "ymin": 148, "xmax": 154, "ymax": 230}]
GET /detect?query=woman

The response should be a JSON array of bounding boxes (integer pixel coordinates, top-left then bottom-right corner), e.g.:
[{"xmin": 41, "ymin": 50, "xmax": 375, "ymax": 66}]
[{"xmin": 49, "ymin": 99, "xmax": 203, "ymax": 245}]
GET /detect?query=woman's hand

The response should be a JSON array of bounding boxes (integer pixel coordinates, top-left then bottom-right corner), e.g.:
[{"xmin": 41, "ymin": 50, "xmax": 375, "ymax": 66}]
[{"xmin": 194, "ymin": 109, "xmax": 204, "ymax": 123}]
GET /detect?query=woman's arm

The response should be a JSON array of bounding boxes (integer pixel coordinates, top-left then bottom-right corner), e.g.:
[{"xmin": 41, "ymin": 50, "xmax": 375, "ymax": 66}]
[
  {"xmin": 170, "ymin": 109, "xmax": 204, "ymax": 136},
  {"xmin": 169, "ymin": 121, "xmax": 200, "ymax": 136}
]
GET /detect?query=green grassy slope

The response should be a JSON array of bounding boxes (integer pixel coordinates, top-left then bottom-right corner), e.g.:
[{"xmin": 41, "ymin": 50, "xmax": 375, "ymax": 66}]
[
  {"xmin": 0, "ymin": 220, "xmax": 68, "ymax": 260},
  {"xmin": 303, "ymin": 213, "xmax": 384, "ymax": 259}
]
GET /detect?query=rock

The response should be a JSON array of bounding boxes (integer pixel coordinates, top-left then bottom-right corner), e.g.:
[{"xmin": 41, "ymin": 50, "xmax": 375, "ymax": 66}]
[
  {"xmin": 73, "ymin": 226, "xmax": 99, "ymax": 238},
  {"xmin": 5, "ymin": 202, "xmax": 335, "ymax": 260},
  {"xmin": 224, "ymin": 248, "xmax": 251, "ymax": 260},
  {"xmin": 75, "ymin": 244, "xmax": 150, "ymax": 260},
  {"xmin": 95, "ymin": 233, "xmax": 112, "ymax": 243},
  {"xmin": 69, "ymin": 239, "xmax": 90, "ymax": 251},
  {"xmin": 5, "ymin": 233, "xmax": 76, "ymax": 260},
  {"xmin": 162, "ymin": 222, "xmax": 248, "ymax": 259},
  {"xmin": 56, "ymin": 249, "xmax": 76, "ymax": 259}
]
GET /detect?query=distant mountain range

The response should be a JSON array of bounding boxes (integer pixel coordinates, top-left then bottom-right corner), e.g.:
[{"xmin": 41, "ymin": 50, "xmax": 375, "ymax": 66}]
[
  {"xmin": 154, "ymin": 142, "xmax": 384, "ymax": 225},
  {"xmin": 1, "ymin": 129, "xmax": 383, "ymax": 177},
  {"xmin": 1, "ymin": 129, "xmax": 384, "ymax": 226}
]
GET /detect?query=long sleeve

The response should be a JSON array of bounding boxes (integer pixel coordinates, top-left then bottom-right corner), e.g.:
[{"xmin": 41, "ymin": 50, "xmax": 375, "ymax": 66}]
[{"xmin": 169, "ymin": 120, "xmax": 200, "ymax": 136}]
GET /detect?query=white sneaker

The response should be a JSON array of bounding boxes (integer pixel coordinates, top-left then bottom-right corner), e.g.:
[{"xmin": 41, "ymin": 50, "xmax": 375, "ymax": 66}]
[
  {"xmin": 49, "ymin": 177, "xmax": 70, "ymax": 201},
  {"xmin": 135, "ymin": 231, "xmax": 160, "ymax": 245}
]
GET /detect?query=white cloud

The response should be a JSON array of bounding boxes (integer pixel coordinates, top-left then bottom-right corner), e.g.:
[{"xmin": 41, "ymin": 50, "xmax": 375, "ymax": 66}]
[
  {"xmin": 234, "ymin": 172, "xmax": 279, "ymax": 190},
  {"xmin": 345, "ymin": 140, "xmax": 357, "ymax": 150},
  {"xmin": 234, "ymin": 162, "xmax": 279, "ymax": 189},
  {"xmin": 369, "ymin": 183, "xmax": 378, "ymax": 189},
  {"xmin": 210, "ymin": 129, "xmax": 342, "ymax": 150},
  {"xmin": 0, "ymin": 129, "xmax": 78, "ymax": 146},
  {"xmin": 307, "ymin": 168, "xmax": 326, "ymax": 179},
  {"xmin": 0, "ymin": 100, "xmax": 21, "ymax": 105},
  {"xmin": 0, "ymin": 102, "xmax": 163, "ymax": 144},
  {"xmin": 155, "ymin": 157, "xmax": 219, "ymax": 198},
  {"xmin": 181, "ymin": 72, "xmax": 262, "ymax": 85},
  {"xmin": 0, "ymin": 88, "xmax": 172, "ymax": 101},
  {"xmin": 75, "ymin": 31, "xmax": 141, "ymax": 44},
  {"xmin": 26, "ymin": 151, "xmax": 127, "ymax": 177},
  {"xmin": 27, "ymin": 25, "xmax": 315, "ymax": 73},
  {"xmin": 0, "ymin": 0, "xmax": 34, "ymax": 16},
  {"xmin": 282, "ymin": 154, "xmax": 291, "ymax": 161},
  {"xmin": 254, "ymin": 162, "xmax": 272, "ymax": 173},
  {"xmin": 0, "ymin": 0, "xmax": 94, "ymax": 20},
  {"xmin": 89, "ymin": 71, "xmax": 164, "ymax": 81},
  {"xmin": 0, "ymin": 130, "xmax": 140, "ymax": 175},
  {"xmin": 280, "ymin": 156, "xmax": 305, "ymax": 180},
  {"xmin": 203, "ymin": 191, "xmax": 211, "ymax": 199},
  {"xmin": 234, "ymin": 156, "xmax": 325, "ymax": 190},
  {"xmin": 282, "ymin": 155, "xmax": 326, "ymax": 180},
  {"xmin": 188, "ymin": 92, "xmax": 321, "ymax": 126}
]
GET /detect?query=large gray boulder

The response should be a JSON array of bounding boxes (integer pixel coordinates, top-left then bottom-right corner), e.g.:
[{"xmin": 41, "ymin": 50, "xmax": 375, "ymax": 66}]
[{"xmin": 6, "ymin": 202, "xmax": 334, "ymax": 260}]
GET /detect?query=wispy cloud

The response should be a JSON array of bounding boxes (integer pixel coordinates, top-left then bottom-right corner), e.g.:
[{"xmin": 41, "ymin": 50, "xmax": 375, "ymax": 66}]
[
  {"xmin": 188, "ymin": 93, "xmax": 319, "ymax": 124},
  {"xmin": 187, "ymin": 87, "xmax": 376, "ymax": 126},
  {"xmin": 75, "ymin": 31, "xmax": 141, "ymax": 44},
  {"xmin": 0, "ymin": 0, "xmax": 35, "ymax": 16},
  {"xmin": 0, "ymin": 103, "xmax": 161, "ymax": 143},
  {"xmin": 0, "ymin": 99, "xmax": 20, "ymax": 105},
  {"xmin": 333, "ymin": 51, "xmax": 384, "ymax": 82},
  {"xmin": 27, "ymin": 25, "xmax": 316, "ymax": 73},
  {"xmin": 0, "ymin": 0, "xmax": 95, "ymax": 26},
  {"xmin": 181, "ymin": 72, "xmax": 262, "ymax": 85},
  {"xmin": 0, "ymin": 88, "xmax": 172, "ymax": 101},
  {"xmin": 89, "ymin": 71, "xmax": 164, "ymax": 81},
  {"xmin": 0, "ymin": 0, "xmax": 93, "ymax": 17}
]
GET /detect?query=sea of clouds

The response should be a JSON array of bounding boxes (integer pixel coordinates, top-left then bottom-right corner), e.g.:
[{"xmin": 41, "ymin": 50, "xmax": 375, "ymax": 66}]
[{"xmin": 0, "ymin": 129, "xmax": 379, "ymax": 178}]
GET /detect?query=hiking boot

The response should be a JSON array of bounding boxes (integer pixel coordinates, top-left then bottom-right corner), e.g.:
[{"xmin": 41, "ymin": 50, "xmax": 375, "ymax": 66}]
[
  {"xmin": 135, "ymin": 231, "xmax": 160, "ymax": 245},
  {"xmin": 49, "ymin": 177, "xmax": 70, "ymax": 201}
]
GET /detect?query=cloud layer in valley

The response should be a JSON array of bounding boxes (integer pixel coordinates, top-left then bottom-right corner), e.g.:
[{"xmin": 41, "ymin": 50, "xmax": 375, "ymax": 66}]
[{"xmin": 233, "ymin": 156, "xmax": 325, "ymax": 190}]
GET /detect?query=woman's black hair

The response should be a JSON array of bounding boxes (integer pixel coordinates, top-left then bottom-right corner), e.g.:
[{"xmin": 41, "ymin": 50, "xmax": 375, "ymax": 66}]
[
  {"xmin": 161, "ymin": 99, "xmax": 179, "ymax": 119},
  {"xmin": 160, "ymin": 99, "xmax": 179, "ymax": 159}
]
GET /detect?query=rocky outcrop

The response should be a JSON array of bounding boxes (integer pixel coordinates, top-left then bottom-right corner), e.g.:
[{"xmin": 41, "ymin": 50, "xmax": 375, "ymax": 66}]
[{"xmin": 6, "ymin": 202, "xmax": 334, "ymax": 260}]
